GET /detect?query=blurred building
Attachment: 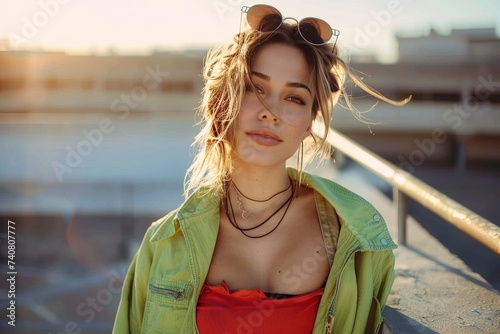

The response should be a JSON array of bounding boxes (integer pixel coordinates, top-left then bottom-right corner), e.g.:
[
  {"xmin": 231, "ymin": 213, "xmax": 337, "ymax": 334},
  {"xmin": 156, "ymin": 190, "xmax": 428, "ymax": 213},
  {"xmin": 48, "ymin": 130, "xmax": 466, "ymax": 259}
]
[
  {"xmin": 338, "ymin": 27, "xmax": 500, "ymax": 165},
  {"xmin": 0, "ymin": 48, "xmax": 204, "ymax": 116},
  {"xmin": 398, "ymin": 27, "xmax": 500, "ymax": 63}
]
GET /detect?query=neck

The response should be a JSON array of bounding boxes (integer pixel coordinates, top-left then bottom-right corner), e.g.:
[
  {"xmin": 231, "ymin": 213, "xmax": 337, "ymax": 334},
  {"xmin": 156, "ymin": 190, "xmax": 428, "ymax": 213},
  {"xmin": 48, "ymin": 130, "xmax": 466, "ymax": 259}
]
[{"xmin": 230, "ymin": 165, "xmax": 291, "ymax": 202}]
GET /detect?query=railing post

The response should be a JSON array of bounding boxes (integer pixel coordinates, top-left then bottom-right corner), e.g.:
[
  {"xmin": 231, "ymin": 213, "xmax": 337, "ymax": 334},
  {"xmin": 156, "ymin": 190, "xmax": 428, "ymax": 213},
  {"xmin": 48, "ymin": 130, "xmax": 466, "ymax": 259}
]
[{"xmin": 393, "ymin": 187, "xmax": 407, "ymax": 245}]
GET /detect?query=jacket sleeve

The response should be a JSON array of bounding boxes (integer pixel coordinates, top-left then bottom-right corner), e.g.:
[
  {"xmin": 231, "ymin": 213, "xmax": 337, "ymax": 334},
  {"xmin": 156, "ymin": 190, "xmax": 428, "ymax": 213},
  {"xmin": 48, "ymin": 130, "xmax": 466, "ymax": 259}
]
[
  {"xmin": 112, "ymin": 227, "xmax": 154, "ymax": 334},
  {"xmin": 371, "ymin": 249, "xmax": 396, "ymax": 334},
  {"xmin": 376, "ymin": 249, "xmax": 396, "ymax": 310},
  {"xmin": 345, "ymin": 249, "xmax": 396, "ymax": 334}
]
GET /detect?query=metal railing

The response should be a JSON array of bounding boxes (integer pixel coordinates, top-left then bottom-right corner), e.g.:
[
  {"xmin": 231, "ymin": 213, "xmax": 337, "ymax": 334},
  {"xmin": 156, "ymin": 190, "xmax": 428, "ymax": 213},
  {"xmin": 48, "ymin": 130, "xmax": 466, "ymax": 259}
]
[{"xmin": 324, "ymin": 128, "xmax": 500, "ymax": 255}]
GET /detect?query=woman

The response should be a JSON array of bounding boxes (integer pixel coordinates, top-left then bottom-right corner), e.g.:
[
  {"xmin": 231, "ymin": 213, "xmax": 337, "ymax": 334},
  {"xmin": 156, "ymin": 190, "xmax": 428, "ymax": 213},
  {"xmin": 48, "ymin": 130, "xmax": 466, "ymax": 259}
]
[{"xmin": 113, "ymin": 4, "xmax": 408, "ymax": 333}]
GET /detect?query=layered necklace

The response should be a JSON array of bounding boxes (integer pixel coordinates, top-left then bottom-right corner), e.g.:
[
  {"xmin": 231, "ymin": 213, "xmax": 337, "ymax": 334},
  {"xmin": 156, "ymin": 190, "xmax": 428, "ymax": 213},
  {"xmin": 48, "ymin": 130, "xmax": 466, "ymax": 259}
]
[
  {"xmin": 223, "ymin": 178, "xmax": 294, "ymax": 238},
  {"xmin": 233, "ymin": 179, "xmax": 292, "ymax": 219}
]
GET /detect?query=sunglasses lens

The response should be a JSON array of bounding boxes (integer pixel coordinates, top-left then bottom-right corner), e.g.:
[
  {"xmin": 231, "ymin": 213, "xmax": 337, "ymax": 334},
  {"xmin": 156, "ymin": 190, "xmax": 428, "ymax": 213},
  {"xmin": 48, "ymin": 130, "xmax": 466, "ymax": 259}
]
[
  {"xmin": 247, "ymin": 5, "xmax": 282, "ymax": 32},
  {"xmin": 299, "ymin": 18, "xmax": 333, "ymax": 45}
]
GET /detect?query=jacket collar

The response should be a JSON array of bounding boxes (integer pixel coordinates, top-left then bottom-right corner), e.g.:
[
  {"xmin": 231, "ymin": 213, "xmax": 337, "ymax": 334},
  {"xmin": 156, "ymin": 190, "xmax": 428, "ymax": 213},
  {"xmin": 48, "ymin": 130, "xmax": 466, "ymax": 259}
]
[
  {"xmin": 288, "ymin": 168, "xmax": 396, "ymax": 251},
  {"xmin": 150, "ymin": 187, "xmax": 221, "ymax": 242}
]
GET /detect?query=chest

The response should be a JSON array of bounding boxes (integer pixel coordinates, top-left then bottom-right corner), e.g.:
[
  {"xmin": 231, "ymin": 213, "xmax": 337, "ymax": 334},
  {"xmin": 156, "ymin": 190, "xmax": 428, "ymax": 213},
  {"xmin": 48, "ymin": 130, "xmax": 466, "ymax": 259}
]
[{"xmin": 205, "ymin": 200, "xmax": 330, "ymax": 294}]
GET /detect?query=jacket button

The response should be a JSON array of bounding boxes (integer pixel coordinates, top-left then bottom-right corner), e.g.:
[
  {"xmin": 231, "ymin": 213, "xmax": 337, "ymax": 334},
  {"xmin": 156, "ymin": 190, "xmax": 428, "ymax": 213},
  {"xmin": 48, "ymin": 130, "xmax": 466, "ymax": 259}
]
[
  {"xmin": 373, "ymin": 214, "xmax": 381, "ymax": 222},
  {"xmin": 380, "ymin": 238, "xmax": 388, "ymax": 245},
  {"xmin": 187, "ymin": 208, "xmax": 195, "ymax": 213}
]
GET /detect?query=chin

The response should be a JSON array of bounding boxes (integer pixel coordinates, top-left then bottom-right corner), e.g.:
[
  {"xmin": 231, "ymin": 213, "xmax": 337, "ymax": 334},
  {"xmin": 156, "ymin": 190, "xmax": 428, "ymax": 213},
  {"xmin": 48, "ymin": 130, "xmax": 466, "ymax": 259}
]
[
  {"xmin": 236, "ymin": 152, "xmax": 289, "ymax": 169},
  {"xmin": 234, "ymin": 141, "xmax": 293, "ymax": 168}
]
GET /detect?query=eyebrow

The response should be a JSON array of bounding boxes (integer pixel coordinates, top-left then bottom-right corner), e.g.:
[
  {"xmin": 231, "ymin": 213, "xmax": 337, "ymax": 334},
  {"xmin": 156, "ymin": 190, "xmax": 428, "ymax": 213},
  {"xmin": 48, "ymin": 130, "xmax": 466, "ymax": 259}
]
[{"xmin": 251, "ymin": 71, "xmax": 312, "ymax": 95}]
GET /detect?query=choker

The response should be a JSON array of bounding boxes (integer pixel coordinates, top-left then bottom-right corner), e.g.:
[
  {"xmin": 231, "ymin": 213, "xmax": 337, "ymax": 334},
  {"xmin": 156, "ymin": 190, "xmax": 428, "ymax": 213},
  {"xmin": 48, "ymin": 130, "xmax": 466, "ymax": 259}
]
[{"xmin": 232, "ymin": 178, "xmax": 292, "ymax": 202}]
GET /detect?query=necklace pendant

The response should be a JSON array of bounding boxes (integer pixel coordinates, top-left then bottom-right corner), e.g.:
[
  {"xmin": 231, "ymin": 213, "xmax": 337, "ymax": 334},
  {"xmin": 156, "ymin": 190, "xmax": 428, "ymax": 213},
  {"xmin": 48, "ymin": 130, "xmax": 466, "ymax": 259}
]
[
  {"xmin": 241, "ymin": 210, "xmax": 252, "ymax": 219},
  {"xmin": 237, "ymin": 192, "xmax": 252, "ymax": 219}
]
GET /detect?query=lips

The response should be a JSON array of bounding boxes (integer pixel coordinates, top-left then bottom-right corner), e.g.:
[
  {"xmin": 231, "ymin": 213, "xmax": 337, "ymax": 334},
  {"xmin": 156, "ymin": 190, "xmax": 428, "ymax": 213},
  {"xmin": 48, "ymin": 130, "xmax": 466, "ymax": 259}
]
[{"xmin": 246, "ymin": 129, "xmax": 282, "ymax": 146}]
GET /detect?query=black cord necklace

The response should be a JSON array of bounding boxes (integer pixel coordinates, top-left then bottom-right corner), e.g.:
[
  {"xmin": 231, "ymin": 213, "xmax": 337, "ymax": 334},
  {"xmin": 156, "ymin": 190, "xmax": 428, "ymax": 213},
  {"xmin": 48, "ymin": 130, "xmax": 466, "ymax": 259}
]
[
  {"xmin": 233, "ymin": 178, "xmax": 292, "ymax": 219},
  {"xmin": 223, "ymin": 180, "xmax": 295, "ymax": 238},
  {"xmin": 232, "ymin": 178, "xmax": 292, "ymax": 202}
]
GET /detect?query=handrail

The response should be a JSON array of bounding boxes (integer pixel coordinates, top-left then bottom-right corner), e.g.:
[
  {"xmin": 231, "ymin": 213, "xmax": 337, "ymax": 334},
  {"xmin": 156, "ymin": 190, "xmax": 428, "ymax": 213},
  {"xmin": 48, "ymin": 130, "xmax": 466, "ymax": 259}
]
[{"xmin": 322, "ymin": 128, "xmax": 500, "ymax": 255}]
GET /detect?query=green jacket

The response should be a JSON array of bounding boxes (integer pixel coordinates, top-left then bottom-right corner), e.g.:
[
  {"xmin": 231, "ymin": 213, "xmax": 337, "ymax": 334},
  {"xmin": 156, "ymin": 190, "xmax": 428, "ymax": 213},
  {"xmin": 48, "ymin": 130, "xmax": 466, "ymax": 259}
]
[{"xmin": 113, "ymin": 168, "xmax": 396, "ymax": 334}]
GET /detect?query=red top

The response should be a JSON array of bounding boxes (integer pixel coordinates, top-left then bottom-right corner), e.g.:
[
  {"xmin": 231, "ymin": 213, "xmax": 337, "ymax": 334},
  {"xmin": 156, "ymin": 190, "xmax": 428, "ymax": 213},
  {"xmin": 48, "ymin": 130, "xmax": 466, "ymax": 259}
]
[{"xmin": 196, "ymin": 281, "xmax": 323, "ymax": 334}]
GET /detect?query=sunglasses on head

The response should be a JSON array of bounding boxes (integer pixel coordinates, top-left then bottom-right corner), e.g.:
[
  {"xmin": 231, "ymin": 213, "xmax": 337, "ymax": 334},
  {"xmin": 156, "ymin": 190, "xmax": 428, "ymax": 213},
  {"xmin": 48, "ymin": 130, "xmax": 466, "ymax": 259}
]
[{"xmin": 241, "ymin": 4, "xmax": 340, "ymax": 46}]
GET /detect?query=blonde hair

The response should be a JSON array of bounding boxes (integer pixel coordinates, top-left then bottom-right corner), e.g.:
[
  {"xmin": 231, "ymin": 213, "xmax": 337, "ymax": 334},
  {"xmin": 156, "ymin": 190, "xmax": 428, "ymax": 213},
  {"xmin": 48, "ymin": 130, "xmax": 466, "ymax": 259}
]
[{"xmin": 184, "ymin": 22, "xmax": 409, "ymax": 197}]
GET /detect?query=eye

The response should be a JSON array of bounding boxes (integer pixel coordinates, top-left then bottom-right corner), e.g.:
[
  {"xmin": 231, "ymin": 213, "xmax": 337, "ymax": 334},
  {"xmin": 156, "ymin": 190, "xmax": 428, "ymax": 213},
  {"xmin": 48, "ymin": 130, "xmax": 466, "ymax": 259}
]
[
  {"xmin": 254, "ymin": 85, "xmax": 265, "ymax": 94},
  {"xmin": 245, "ymin": 83, "xmax": 264, "ymax": 94},
  {"xmin": 286, "ymin": 96, "xmax": 305, "ymax": 105}
]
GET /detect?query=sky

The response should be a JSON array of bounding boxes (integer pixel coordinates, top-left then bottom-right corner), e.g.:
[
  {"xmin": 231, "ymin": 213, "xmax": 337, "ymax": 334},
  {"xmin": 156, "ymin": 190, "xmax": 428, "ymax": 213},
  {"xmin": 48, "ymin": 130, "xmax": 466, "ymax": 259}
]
[{"xmin": 1, "ymin": 0, "xmax": 499, "ymax": 62}]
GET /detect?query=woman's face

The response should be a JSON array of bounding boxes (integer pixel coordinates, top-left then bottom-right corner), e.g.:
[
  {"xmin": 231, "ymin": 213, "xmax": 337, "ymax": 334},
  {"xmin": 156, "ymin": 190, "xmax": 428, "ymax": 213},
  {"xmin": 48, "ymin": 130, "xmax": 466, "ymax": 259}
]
[{"xmin": 233, "ymin": 43, "xmax": 314, "ymax": 169}]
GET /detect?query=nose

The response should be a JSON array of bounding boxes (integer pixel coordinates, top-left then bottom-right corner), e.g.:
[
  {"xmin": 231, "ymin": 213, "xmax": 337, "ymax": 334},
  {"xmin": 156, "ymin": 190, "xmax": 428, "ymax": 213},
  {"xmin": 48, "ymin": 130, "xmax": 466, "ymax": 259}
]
[{"xmin": 258, "ymin": 99, "xmax": 280, "ymax": 123}]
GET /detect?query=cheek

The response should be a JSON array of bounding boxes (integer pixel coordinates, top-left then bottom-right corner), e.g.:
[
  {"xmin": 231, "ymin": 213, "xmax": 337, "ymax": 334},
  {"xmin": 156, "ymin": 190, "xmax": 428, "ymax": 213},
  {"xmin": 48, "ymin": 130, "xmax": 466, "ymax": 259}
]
[
  {"xmin": 277, "ymin": 103, "xmax": 313, "ymax": 128},
  {"xmin": 281, "ymin": 111, "xmax": 313, "ymax": 135},
  {"xmin": 240, "ymin": 93, "xmax": 260, "ymax": 115},
  {"xmin": 281, "ymin": 113, "xmax": 311, "ymax": 129}
]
